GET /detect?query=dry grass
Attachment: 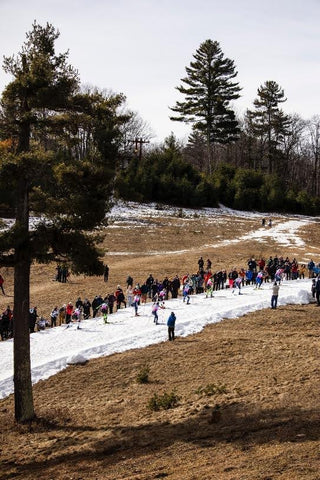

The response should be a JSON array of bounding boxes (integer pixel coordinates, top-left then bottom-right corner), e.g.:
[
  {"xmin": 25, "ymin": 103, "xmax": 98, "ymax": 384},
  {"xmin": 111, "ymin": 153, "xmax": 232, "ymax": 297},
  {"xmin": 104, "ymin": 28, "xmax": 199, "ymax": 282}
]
[{"xmin": 1, "ymin": 208, "xmax": 320, "ymax": 479}]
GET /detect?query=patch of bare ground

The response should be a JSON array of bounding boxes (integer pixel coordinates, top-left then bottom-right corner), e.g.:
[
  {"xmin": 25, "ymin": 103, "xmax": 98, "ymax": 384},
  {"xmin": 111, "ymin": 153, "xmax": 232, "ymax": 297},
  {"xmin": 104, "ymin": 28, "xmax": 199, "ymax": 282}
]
[{"xmin": 1, "ymin": 208, "xmax": 320, "ymax": 479}]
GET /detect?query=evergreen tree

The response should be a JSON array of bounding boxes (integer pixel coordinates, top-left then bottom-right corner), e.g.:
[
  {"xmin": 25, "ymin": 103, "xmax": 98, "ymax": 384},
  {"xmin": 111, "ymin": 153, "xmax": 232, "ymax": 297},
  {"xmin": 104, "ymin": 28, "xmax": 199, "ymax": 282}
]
[
  {"xmin": 0, "ymin": 22, "xmax": 124, "ymax": 422},
  {"xmin": 170, "ymin": 39, "xmax": 241, "ymax": 173},
  {"xmin": 245, "ymin": 80, "xmax": 291, "ymax": 174}
]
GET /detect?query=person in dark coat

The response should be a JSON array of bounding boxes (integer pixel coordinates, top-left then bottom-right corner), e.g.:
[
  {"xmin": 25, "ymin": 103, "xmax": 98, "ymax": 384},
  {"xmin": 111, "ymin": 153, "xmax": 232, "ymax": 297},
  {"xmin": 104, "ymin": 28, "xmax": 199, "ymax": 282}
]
[
  {"xmin": 83, "ymin": 298, "xmax": 91, "ymax": 319},
  {"xmin": 104, "ymin": 264, "xmax": 109, "ymax": 283},
  {"xmin": 167, "ymin": 311, "xmax": 176, "ymax": 341},
  {"xmin": 107, "ymin": 293, "xmax": 116, "ymax": 314},
  {"xmin": 29, "ymin": 306, "xmax": 38, "ymax": 333}
]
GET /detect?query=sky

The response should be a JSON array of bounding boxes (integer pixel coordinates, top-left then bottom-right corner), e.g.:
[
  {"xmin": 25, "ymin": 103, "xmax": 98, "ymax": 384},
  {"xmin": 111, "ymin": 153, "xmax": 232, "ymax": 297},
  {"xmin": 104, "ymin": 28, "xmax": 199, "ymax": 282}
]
[
  {"xmin": 0, "ymin": 0, "xmax": 319, "ymax": 142},
  {"xmin": 0, "ymin": 201, "xmax": 315, "ymax": 399},
  {"xmin": 0, "ymin": 0, "xmax": 320, "ymax": 142}
]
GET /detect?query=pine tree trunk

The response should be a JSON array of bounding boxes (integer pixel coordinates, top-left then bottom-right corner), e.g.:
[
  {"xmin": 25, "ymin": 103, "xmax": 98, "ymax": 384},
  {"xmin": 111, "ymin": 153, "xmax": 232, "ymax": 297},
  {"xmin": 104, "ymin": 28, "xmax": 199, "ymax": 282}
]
[{"xmin": 13, "ymin": 180, "xmax": 34, "ymax": 423}]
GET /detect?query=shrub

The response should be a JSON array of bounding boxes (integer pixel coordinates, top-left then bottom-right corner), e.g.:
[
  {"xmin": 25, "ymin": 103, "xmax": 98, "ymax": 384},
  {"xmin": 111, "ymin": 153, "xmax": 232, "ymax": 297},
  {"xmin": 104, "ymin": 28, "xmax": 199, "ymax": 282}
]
[
  {"xmin": 195, "ymin": 383, "xmax": 227, "ymax": 396},
  {"xmin": 147, "ymin": 391, "xmax": 180, "ymax": 411},
  {"xmin": 136, "ymin": 365, "xmax": 150, "ymax": 384}
]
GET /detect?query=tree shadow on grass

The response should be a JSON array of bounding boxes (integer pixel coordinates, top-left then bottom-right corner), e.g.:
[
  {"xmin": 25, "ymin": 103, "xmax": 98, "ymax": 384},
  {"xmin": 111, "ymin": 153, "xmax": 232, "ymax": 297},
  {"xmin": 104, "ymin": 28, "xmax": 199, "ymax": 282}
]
[{"xmin": 3, "ymin": 402, "xmax": 320, "ymax": 479}]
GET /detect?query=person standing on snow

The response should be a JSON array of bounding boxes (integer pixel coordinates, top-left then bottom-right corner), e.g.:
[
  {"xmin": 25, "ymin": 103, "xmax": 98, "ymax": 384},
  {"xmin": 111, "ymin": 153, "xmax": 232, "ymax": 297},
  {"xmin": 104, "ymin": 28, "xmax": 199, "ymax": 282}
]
[
  {"xmin": 152, "ymin": 301, "xmax": 160, "ymax": 324},
  {"xmin": 315, "ymin": 275, "xmax": 320, "ymax": 306},
  {"xmin": 167, "ymin": 311, "xmax": 176, "ymax": 341},
  {"xmin": 271, "ymin": 281, "xmax": 280, "ymax": 309},
  {"xmin": 183, "ymin": 283, "xmax": 191, "ymax": 304}
]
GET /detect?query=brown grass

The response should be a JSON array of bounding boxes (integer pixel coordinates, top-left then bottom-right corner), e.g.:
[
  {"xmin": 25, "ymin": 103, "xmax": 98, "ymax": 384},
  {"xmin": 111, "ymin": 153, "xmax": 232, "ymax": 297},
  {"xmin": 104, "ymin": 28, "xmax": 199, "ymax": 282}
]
[{"xmin": 1, "ymin": 207, "xmax": 320, "ymax": 479}]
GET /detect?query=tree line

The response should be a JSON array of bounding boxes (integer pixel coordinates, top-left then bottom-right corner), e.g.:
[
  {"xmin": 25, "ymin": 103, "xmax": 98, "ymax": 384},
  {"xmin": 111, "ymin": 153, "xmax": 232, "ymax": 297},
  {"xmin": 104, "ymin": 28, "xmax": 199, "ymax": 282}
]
[{"xmin": 117, "ymin": 39, "xmax": 320, "ymax": 215}]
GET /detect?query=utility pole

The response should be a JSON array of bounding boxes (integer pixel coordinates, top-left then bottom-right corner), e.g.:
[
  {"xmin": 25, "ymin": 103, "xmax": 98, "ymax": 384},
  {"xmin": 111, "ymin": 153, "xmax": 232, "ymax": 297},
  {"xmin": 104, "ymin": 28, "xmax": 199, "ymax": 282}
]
[{"xmin": 128, "ymin": 137, "xmax": 149, "ymax": 161}]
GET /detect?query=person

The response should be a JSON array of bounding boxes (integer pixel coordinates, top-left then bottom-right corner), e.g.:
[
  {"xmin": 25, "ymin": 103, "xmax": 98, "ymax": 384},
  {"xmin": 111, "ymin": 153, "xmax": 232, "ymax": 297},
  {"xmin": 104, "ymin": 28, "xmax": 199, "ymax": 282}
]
[
  {"xmin": 233, "ymin": 276, "xmax": 243, "ymax": 295},
  {"xmin": 152, "ymin": 301, "xmax": 160, "ymax": 324},
  {"xmin": 132, "ymin": 293, "xmax": 140, "ymax": 316},
  {"xmin": 115, "ymin": 286, "xmax": 126, "ymax": 310},
  {"xmin": 83, "ymin": 298, "xmax": 91, "ymax": 319},
  {"xmin": 182, "ymin": 283, "xmax": 191, "ymax": 304},
  {"xmin": 126, "ymin": 275, "xmax": 133, "ymax": 287},
  {"xmin": 65, "ymin": 302, "xmax": 73, "ymax": 324},
  {"xmin": 73, "ymin": 306, "xmax": 83, "ymax": 329},
  {"xmin": 0, "ymin": 306, "xmax": 12, "ymax": 340},
  {"xmin": 167, "ymin": 311, "xmax": 176, "ymax": 341},
  {"xmin": 0, "ymin": 274, "xmax": 5, "ymax": 295},
  {"xmin": 58, "ymin": 305, "xmax": 66, "ymax": 326},
  {"xmin": 126, "ymin": 284, "xmax": 134, "ymax": 306},
  {"xmin": 50, "ymin": 306, "xmax": 59, "ymax": 327},
  {"xmin": 104, "ymin": 264, "xmax": 109, "ymax": 283},
  {"xmin": 92, "ymin": 295, "xmax": 103, "ymax": 317},
  {"xmin": 315, "ymin": 275, "xmax": 320, "ymax": 306},
  {"xmin": 37, "ymin": 316, "xmax": 48, "ymax": 331},
  {"xmin": 268, "ymin": 218, "xmax": 272, "ymax": 227},
  {"xmin": 75, "ymin": 297, "xmax": 83, "ymax": 309},
  {"xmin": 29, "ymin": 306, "xmax": 38, "ymax": 333},
  {"xmin": 271, "ymin": 281, "xmax": 280, "ymax": 309},
  {"xmin": 311, "ymin": 278, "xmax": 316, "ymax": 299},
  {"xmin": 107, "ymin": 293, "xmax": 116, "ymax": 314},
  {"xmin": 262, "ymin": 218, "xmax": 266, "ymax": 227},
  {"xmin": 308, "ymin": 259, "xmax": 315, "ymax": 278},
  {"xmin": 100, "ymin": 303, "xmax": 108, "ymax": 323}
]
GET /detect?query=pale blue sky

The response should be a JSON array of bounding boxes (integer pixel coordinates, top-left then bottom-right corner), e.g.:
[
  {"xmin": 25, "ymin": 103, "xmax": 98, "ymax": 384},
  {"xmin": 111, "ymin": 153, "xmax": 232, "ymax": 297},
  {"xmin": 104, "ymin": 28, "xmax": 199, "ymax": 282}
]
[{"xmin": 0, "ymin": 0, "xmax": 319, "ymax": 141}]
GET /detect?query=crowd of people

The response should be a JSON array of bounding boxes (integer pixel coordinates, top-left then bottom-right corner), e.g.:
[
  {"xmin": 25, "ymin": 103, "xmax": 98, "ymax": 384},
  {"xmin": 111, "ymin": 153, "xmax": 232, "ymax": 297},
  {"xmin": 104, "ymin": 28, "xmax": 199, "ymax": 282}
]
[{"xmin": 0, "ymin": 254, "xmax": 318, "ymax": 341}]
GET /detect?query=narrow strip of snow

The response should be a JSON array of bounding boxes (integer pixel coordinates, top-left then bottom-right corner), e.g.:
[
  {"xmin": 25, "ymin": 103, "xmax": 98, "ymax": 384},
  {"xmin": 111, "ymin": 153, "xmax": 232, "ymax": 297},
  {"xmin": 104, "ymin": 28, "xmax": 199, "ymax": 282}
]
[{"xmin": 0, "ymin": 278, "xmax": 312, "ymax": 400}]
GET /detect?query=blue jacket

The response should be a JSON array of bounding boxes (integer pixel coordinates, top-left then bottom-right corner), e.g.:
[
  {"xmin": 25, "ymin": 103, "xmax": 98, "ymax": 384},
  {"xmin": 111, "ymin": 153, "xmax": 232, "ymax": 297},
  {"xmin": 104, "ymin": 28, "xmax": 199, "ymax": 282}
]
[{"xmin": 167, "ymin": 312, "xmax": 176, "ymax": 327}]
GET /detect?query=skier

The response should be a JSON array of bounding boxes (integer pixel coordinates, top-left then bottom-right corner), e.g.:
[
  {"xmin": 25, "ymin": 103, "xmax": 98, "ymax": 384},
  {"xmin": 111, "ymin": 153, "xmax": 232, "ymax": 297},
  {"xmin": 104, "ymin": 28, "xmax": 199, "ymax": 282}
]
[
  {"xmin": 183, "ymin": 283, "xmax": 191, "ymax": 304},
  {"xmin": 132, "ymin": 293, "xmax": 140, "ymax": 316},
  {"xmin": 233, "ymin": 277, "xmax": 243, "ymax": 295},
  {"xmin": 152, "ymin": 302, "xmax": 160, "ymax": 324},
  {"xmin": 100, "ymin": 303, "xmax": 108, "ymax": 323}
]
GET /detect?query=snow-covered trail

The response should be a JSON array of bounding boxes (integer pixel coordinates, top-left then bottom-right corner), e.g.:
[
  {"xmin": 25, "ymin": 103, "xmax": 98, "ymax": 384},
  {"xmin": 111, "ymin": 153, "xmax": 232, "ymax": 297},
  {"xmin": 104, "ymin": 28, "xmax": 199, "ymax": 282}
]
[{"xmin": 0, "ymin": 278, "xmax": 311, "ymax": 400}]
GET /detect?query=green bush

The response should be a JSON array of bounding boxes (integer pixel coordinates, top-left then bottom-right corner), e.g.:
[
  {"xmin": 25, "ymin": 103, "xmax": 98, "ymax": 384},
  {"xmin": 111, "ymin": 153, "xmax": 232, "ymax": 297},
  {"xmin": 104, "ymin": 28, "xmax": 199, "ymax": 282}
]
[
  {"xmin": 147, "ymin": 391, "xmax": 180, "ymax": 411},
  {"xmin": 195, "ymin": 383, "xmax": 227, "ymax": 396},
  {"xmin": 136, "ymin": 365, "xmax": 150, "ymax": 384}
]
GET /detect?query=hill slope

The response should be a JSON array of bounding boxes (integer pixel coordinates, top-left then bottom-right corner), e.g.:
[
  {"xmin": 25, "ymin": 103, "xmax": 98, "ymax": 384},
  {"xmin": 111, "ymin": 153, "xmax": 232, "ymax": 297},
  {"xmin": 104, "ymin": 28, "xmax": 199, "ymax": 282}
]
[{"xmin": 0, "ymin": 203, "xmax": 320, "ymax": 479}]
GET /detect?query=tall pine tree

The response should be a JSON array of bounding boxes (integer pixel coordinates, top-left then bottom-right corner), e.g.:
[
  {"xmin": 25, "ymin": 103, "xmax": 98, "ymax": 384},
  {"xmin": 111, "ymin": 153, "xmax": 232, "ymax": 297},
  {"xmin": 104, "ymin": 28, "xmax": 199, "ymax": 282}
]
[
  {"xmin": 170, "ymin": 39, "xmax": 241, "ymax": 173},
  {"xmin": 245, "ymin": 80, "xmax": 291, "ymax": 174},
  {"xmin": 0, "ymin": 22, "xmax": 125, "ymax": 422}
]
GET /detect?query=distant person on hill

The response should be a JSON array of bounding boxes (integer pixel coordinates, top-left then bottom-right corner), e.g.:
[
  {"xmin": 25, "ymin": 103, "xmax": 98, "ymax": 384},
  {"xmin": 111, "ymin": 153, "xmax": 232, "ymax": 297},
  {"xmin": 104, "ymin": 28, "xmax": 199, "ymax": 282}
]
[
  {"xmin": 271, "ymin": 281, "xmax": 280, "ymax": 309},
  {"xmin": 167, "ymin": 311, "xmax": 176, "ymax": 341},
  {"xmin": 268, "ymin": 218, "xmax": 272, "ymax": 227},
  {"xmin": 103, "ymin": 264, "xmax": 109, "ymax": 283},
  {"xmin": 126, "ymin": 275, "xmax": 133, "ymax": 287}
]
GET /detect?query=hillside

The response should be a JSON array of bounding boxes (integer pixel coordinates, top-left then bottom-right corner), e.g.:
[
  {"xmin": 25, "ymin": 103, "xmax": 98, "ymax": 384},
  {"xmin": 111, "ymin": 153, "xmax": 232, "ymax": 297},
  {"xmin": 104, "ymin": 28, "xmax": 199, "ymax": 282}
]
[{"xmin": 0, "ymin": 202, "xmax": 320, "ymax": 479}]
